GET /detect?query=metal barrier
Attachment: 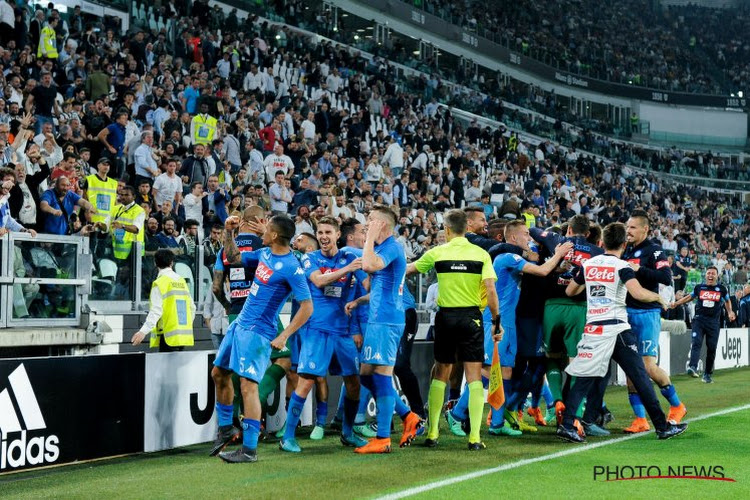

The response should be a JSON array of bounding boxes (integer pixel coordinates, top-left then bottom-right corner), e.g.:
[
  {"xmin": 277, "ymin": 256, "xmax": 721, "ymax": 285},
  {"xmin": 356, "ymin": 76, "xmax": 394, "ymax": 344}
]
[{"xmin": 0, "ymin": 233, "xmax": 90, "ymax": 328}]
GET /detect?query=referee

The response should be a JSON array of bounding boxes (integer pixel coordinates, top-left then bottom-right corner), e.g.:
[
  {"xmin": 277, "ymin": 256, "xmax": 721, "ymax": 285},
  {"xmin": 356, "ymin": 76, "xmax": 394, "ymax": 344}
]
[{"xmin": 407, "ymin": 209, "xmax": 501, "ymax": 450}]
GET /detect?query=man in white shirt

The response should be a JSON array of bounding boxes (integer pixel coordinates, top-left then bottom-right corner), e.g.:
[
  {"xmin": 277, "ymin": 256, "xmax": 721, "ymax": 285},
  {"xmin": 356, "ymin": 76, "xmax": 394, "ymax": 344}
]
[
  {"xmin": 152, "ymin": 158, "xmax": 183, "ymax": 209},
  {"xmin": 263, "ymin": 144, "xmax": 295, "ymax": 181},
  {"xmin": 301, "ymin": 112, "xmax": 316, "ymax": 141},
  {"xmin": 242, "ymin": 64, "xmax": 265, "ymax": 93},
  {"xmin": 183, "ymin": 181, "xmax": 206, "ymax": 225},
  {"xmin": 326, "ymin": 69, "xmax": 342, "ymax": 93},
  {"xmin": 382, "ymin": 136, "xmax": 404, "ymax": 176}
]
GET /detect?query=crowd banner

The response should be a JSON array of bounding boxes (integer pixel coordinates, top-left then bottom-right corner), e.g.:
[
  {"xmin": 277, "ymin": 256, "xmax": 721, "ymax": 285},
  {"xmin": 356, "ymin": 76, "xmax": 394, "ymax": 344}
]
[{"xmin": 0, "ymin": 354, "xmax": 145, "ymax": 473}]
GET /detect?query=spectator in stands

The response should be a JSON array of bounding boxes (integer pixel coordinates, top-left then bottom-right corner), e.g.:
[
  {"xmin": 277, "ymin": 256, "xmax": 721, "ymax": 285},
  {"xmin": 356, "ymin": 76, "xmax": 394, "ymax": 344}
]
[
  {"xmin": 153, "ymin": 157, "xmax": 183, "ymax": 210},
  {"xmin": 134, "ymin": 131, "xmax": 161, "ymax": 187},
  {"xmin": 155, "ymin": 217, "xmax": 180, "ymax": 251},
  {"xmin": 40, "ymin": 176, "xmax": 95, "ymax": 235},
  {"xmin": 179, "ymin": 219, "xmax": 200, "ymax": 258}
]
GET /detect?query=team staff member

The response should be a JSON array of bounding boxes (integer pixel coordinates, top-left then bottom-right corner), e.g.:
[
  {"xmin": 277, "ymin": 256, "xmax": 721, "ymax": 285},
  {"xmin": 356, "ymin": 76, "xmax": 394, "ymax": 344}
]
[
  {"xmin": 670, "ymin": 266, "xmax": 735, "ymax": 384},
  {"xmin": 408, "ymin": 209, "xmax": 501, "ymax": 451},
  {"xmin": 622, "ymin": 210, "xmax": 686, "ymax": 433},
  {"xmin": 560, "ymin": 223, "xmax": 687, "ymax": 442},
  {"xmin": 132, "ymin": 249, "xmax": 195, "ymax": 351}
]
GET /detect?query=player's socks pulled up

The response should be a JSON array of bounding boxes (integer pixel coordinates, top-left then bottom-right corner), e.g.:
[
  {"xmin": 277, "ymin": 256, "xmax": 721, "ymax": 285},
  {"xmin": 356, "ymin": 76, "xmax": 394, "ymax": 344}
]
[
  {"xmin": 342, "ymin": 396, "xmax": 359, "ymax": 438},
  {"xmin": 659, "ymin": 384, "xmax": 681, "ymax": 407},
  {"xmin": 467, "ymin": 381, "xmax": 484, "ymax": 444},
  {"xmin": 628, "ymin": 392, "xmax": 647, "ymax": 419},
  {"xmin": 427, "ymin": 379, "xmax": 447, "ymax": 440},
  {"xmin": 258, "ymin": 364, "xmax": 286, "ymax": 412},
  {"xmin": 316, "ymin": 400, "xmax": 328, "ymax": 428},
  {"xmin": 449, "ymin": 387, "xmax": 461, "ymax": 401},
  {"xmin": 373, "ymin": 374, "xmax": 395, "ymax": 439},
  {"xmin": 355, "ymin": 385, "xmax": 372, "ymax": 424},
  {"xmin": 546, "ymin": 361, "xmax": 564, "ymax": 403},
  {"xmin": 284, "ymin": 392, "xmax": 306, "ymax": 441},
  {"xmin": 451, "ymin": 385, "xmax": 470, "ymax": 421},
  {"xmin": 216, "ymin": 402, "xmax": 234, "ymax": 428},
  {"xmin": 242, "ymin": 418, "xmax": 261, "ymax": 451},
  {"xmin": 541, "ymin": 381, "xmax": 554, "ymax": 409},
  {"xmin": 393, "ymin": 387, "xmax": 411, "ymax": 420}
]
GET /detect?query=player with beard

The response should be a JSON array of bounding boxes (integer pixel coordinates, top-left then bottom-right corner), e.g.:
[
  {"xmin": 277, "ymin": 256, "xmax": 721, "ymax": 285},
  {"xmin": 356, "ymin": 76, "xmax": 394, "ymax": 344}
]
[{"xmin": 621, "ymin": 210, "xmax": 686, "ymax": 433}]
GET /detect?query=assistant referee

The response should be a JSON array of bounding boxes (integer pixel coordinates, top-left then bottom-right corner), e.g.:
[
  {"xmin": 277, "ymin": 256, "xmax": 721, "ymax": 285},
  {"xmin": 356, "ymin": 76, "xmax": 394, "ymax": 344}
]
[{"xmin": 407, "ymin": 209, "xmax": 501, "ymax": 450}]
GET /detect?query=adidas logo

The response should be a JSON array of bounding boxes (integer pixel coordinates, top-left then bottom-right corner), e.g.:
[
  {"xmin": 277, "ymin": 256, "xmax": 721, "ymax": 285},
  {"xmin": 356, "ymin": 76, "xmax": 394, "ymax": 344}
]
[{"xmin": 1, "ymin": 364, "xmax": 60, "ymax": 470}]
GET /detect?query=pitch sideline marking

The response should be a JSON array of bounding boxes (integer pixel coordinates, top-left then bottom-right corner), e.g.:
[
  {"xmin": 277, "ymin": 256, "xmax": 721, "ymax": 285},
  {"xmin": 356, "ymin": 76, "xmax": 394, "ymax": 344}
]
[{"xmin": 376, "ymin": 403, "xmax": 750, "ymax": 500}]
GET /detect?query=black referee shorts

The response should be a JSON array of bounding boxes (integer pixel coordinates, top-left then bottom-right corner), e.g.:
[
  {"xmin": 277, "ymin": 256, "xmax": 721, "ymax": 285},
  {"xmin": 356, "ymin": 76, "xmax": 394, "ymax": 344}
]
[{"xmin": 434, "ymin": 307, "xmax": 484, "ymax": 363}]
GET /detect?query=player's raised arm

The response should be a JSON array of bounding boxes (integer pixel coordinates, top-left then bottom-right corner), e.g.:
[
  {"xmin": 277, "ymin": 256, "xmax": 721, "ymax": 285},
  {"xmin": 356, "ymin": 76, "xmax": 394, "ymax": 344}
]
[{"xmin": 523, "ymin": 241, "xmax": 574, "ymax": 277}]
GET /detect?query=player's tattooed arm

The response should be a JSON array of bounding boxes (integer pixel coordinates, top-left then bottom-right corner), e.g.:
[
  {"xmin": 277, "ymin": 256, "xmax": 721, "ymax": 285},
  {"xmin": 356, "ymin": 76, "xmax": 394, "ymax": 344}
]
[
  {"xmin": 212, "ymin": 270, "xmax": 231, "ymax": 312},
  {"xmin": 223, "ymin": 216, "xmax": 241, "ymax": 264}
]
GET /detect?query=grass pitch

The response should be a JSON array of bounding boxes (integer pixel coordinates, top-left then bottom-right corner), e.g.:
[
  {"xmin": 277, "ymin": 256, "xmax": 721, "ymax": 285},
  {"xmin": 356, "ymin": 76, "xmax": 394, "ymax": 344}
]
[{"xmin": 2, "ymin": 368, "xmax": 749, "ymax": 500}]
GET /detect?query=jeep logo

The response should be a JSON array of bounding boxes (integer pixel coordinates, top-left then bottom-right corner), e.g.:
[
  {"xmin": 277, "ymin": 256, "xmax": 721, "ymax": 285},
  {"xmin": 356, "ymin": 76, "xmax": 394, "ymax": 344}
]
[{"xmin": 722, "ymin": 333, "xmax": 742, "ymax": 364}]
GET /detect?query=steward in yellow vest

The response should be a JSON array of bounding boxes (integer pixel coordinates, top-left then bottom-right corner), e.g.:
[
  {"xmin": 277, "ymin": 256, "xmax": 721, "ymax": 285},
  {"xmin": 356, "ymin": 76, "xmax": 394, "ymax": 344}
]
[
  {"xmin": 131, "ymin": 249, "xmax": 195, "ymax": 352},
  {"xmin": 191, "ymin": 104, "xmax": 218, "ymax": 146},
  {"xmin": 37, "ymin": 18, "xmax": 59, "ymax": 59},
  {"xmin": 111, "ymin": 186, "xmax": 145, "ymax": 260},
  {"xmin": 83, "ymin": 158, "xmax": 118, "ymax": 226}
]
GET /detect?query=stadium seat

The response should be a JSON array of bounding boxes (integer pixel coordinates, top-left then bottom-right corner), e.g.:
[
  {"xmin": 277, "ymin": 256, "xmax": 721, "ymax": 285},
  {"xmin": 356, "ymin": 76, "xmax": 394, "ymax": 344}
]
[{"xmin": 174, "ymin": 262, "xmax": 195, "ymax": 297}]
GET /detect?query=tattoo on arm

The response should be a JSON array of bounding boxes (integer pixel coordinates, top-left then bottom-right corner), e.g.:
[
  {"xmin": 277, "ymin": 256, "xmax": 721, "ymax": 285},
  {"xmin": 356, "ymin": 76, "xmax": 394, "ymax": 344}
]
[
  {"xmin": 223, "ymin": 230, "xmax": 240, "ymax": 264},
  {"xmin": 212, "ymin": 271, "xmax": 230, "ymax": 310}
]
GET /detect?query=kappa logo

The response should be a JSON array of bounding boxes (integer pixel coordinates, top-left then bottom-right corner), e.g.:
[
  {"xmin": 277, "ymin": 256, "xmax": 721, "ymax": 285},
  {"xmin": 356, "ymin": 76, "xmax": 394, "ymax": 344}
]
[{"xmin": 0, "ymin": 364, "xmax": 60, "ymax": 470}]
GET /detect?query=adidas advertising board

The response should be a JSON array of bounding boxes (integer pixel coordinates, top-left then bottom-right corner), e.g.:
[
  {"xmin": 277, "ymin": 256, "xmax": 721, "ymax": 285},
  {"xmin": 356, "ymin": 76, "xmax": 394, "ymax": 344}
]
[{"xmin": 0, "ymin": 355, "xmax": 144, "ymax": 473}]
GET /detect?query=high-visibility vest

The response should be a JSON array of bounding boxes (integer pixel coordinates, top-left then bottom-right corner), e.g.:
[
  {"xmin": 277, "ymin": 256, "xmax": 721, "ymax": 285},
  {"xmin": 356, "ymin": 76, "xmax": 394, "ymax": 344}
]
[
  {"xmin": 37, "ymin": 26, "xmax": 58, "ymax": 59},
  {"xmin": 149, "ymin": 273, "xmax": 194, "ymax": 348},
  {"xmin": 86, "ymin": 174, "xmax": 117, "ymax": 225},
  {"xmin": 508, "ymin": 135, "xmax": 518, "ymax": 152},
  {"xmin": 111, "ymin": 203, "xmax": 145, "ymax": 259},
  {"xmin": 522, "ymin": 212, "xmax": 536, "ymax": 228},
  {"xmin": 192, "ymin": 114, "xmax": 217, "ymax": 145}
]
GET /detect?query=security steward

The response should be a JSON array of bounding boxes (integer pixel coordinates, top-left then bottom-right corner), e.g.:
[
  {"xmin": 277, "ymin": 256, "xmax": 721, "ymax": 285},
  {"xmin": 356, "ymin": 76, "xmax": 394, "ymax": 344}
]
[
  {"xmin": 191, "ymin": 103, "xmax": 219, "ymax": 146},
  {"xmin": 407, "ymin": 209, "xmax": 501, "ymax": 450},
  {"xmin": 81, "ymin": 158, "xmax": 118, "ymax": 227},
  {"xmin": 111, "ymin": 186, "xmax": 145, "ymax": 260},
  {"xmin": 132, "ymin": 249, "xmax": 195, "ymax": 352}
]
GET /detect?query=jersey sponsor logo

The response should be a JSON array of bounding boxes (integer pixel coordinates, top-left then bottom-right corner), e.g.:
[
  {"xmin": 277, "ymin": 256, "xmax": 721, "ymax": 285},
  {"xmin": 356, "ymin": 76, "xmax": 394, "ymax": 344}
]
[
  {"xmin": 557, "ymin": 276, "xmax": 571, "ymax": 286},
  {"xmin": 655, "ymin": 260, "xmax": 670, "ymax": 269},
  {"xmin": 627, "ymin": 258, "xmax": 640, "ymax": 266},
  {"xmin": 590, "ymin": 298, "xmax": 612, "ymax": 306},
  {"xmin": 577, "ymin": 351, "xmax": 594, "ymax": 359},
  {"xmin": 589, "ymin": 285, "xmax": 605, "ymax": 297},
  {"xmin": 588, "ymin": 307, "xmax": 611, "ymax": 315},
  {"xmin": 541, "ymin": 231, "xmax": 548, "ymax": 237},
  {"xmin": 0, "ymin": 365, "xmax": 60, "ymax": 470},
  {"xmin": 584, "ymin": 325, "xmax": 604, "ymax": 335},
  {"xmin": 585, "ymin": 266, "xmax": 615, "ymax": 282},
  {"xmin": 255, "ymin": 262, "xmax": 274, "ymax": 284},
  {"xmin": 566, "ymin": 249, "xmax": 591, "ymax": 266},
  {"xmin": 699, "ymin": 290, "xmax": 721, "ymax": 302},
  {"xmin": 319, "ymin": 267, "xmax": 348, "ymax": 283},
  {"xmin": 451, "ymin": 263, "xmax": 469, "ymax": 270},
  {"xmin": 230, "ymin": 288, "xmax": 251, "ymax": 299}
]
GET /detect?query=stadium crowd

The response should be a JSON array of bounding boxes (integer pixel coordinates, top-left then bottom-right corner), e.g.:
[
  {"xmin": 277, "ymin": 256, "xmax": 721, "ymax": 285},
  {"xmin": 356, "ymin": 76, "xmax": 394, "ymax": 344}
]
[
  {"xmin": 0, "ymin": 0, "xmax": 748, "ymax": 324},
  {"xmin": 410, "ymin": 0, "xmax": 749, "ymax": 96}
]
